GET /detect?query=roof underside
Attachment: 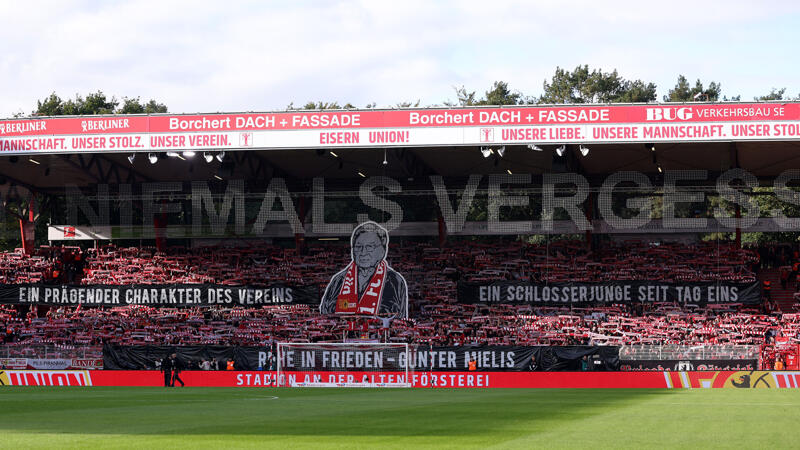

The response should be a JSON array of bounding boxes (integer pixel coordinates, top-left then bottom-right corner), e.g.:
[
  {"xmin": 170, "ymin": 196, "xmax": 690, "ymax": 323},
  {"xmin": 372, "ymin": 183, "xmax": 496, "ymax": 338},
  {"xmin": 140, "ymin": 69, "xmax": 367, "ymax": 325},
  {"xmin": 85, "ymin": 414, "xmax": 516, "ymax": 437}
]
[{"xmin": 1, "ymin": 140, "xmax": 800, "ymax": 191}]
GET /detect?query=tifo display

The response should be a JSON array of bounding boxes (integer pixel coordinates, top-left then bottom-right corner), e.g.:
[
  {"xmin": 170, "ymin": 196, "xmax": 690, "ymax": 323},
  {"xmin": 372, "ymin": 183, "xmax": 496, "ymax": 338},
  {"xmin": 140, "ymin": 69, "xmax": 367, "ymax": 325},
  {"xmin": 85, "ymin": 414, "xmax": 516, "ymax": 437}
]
[{"xmin": 3, "ymin": 101, "xmax": 800, "ymax": 391}]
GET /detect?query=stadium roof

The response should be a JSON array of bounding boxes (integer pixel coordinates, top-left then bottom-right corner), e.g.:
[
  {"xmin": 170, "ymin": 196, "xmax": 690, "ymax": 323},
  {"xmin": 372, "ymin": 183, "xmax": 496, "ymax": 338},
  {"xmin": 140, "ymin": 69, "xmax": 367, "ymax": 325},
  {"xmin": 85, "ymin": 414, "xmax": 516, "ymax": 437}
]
[{"xmin": 0, "ymin": 101, "xmax": 799, "ymax": 191}]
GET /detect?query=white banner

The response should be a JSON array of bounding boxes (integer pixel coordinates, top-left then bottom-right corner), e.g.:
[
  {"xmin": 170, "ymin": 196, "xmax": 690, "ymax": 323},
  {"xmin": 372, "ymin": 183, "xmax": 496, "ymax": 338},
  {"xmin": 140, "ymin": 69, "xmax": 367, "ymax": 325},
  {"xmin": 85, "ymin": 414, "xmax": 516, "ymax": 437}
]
[
  {"xmin": 1, "ymin": 121, "xmax": 800, "ymax": 155},
  {"xmin": 1, "ymin": 102, "xmax": 799, "ymax": 155},
  {"xmin": 26, "ymin": 358, "xmax": 73, "ymax": 370}
]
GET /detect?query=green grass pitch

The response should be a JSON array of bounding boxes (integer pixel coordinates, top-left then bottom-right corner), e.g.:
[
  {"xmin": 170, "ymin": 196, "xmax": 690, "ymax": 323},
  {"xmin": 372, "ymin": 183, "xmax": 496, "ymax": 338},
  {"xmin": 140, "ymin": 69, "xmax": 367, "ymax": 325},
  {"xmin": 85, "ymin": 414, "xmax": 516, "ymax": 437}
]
[{"xmin": 1, "ymin": 387, "xmax": 798, "ymax": 449}]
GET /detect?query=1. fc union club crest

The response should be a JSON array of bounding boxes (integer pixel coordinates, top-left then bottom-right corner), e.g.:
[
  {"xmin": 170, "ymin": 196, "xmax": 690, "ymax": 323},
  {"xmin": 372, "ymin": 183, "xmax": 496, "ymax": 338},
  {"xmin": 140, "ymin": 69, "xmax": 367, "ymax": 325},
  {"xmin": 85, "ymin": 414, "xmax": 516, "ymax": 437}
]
[{"xmin": 319, "ymin": 221, "xmax": 408, "ymax": 318}]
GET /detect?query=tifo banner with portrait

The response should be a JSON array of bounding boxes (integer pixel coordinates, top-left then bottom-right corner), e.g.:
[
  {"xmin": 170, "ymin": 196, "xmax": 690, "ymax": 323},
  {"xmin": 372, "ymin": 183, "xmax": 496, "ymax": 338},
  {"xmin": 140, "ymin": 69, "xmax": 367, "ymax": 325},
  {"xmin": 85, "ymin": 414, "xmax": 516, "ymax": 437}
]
[
  {"xmin": 6, "ymin": 370, "xmax": 800, "ymax": 389},
  {"xmin": 1, "ymin": 103, "xmax": 800, "ymax": 155},
  {"xmin": 0, "ymin": 283, "xmax": 318, "ymax": 307},
  {"xmin": 457, "ymin": 281, "xmax": 761, "ymax": 305},
  {"xmin": 320, "ymin": 221, "xmax": 408, "ymax": 318}
]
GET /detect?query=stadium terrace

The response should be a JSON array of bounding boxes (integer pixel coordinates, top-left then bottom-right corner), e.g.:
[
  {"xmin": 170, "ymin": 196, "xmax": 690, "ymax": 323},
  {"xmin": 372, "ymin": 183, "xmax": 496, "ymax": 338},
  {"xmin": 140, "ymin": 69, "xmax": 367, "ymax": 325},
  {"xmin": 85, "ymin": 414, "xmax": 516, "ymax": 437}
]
[{"xmin": 1, "ymin": 101, "xmax": 800, "ymax": 393}]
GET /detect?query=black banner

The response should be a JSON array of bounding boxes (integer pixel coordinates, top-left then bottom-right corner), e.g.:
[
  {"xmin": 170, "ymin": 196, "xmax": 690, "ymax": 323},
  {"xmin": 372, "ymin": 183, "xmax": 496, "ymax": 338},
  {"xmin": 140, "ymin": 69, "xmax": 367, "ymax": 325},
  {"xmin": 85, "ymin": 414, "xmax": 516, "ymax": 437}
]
[
  {"xmin": 103, "ymin": 345, "xmax": 276, "ymax": 371},
  {"xmin": 620, "ymin": 359, "xmax": 758, "ymax": 371},
  {"xmin": 413, "ymin": 345, "xmax": 619, "ymax": 371},
  {"xmin": 457, "ymin": 281, "xmax": 761, "ymax": 305},
  {"xmin": 530, "ymin": 346, "xmax": 620, "ymax": 371},
  {"xmin": 0, "ymin": 284, "xmax": 319, "ymax": 307},
  {"xmin": 104, "ymin": 345, "xmax": 620, "ymax": 372}
]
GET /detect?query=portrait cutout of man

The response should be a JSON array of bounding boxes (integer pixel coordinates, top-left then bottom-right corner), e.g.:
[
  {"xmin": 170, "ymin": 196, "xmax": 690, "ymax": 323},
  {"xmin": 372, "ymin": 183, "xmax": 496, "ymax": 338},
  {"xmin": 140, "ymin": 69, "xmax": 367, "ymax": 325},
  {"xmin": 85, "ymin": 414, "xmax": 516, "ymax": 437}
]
[{"xmin": 319, "ymin": 221, "xmax": 408, "ymax": 318}]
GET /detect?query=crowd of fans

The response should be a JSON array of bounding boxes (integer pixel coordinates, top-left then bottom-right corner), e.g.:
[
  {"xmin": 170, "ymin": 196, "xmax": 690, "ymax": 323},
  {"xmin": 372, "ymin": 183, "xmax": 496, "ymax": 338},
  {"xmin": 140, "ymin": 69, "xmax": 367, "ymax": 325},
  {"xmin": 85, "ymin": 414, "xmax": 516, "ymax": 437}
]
[{"xmin": 2, "ymin": 239, "xmax": 799, "ymax": 357}]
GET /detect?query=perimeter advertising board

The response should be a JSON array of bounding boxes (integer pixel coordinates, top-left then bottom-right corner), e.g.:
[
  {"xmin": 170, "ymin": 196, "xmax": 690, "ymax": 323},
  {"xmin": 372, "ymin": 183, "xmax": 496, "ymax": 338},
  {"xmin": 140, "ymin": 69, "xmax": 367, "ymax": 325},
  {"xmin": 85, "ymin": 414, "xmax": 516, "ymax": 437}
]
[
  {"xmin": 5, "ymin": 370, "xmax": 800, "ymax": 389},
  {"xmin": 1, "ymin": 103, "xmax": 799, "ymax": 155}
]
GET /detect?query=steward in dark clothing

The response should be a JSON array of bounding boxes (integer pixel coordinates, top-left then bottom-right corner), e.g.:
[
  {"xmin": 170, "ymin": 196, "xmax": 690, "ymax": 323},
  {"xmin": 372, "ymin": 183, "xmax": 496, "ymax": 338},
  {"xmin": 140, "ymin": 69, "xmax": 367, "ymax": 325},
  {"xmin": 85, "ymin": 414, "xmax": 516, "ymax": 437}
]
[
  {"xmin": 161, "ymin": 356, "xmax": 173, "ymax": 387},
  {"xmin": 171, "ymin": 354, "xmax": 185, "ymax": 387}
]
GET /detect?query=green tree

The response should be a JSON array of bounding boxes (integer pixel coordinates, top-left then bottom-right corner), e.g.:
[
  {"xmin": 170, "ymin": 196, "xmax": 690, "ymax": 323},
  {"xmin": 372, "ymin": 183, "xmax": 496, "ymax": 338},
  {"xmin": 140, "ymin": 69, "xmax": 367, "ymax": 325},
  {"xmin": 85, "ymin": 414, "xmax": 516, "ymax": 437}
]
[
  {"xmin": 742, "ymin": 186, "xmax": 800, "ymax": 244},
  {"xmin": 395, "ymin": 100, "xmax": 420, "ymax": 108},
  {"xmin": 445, "ymin": 81, "xmax": 528, "ymax": 106},
  {"xmin": 297, "ymin": 101, "xmax": 356, "ymax": 110},
  {"xmin": 33, "ymin": 91, "xmax": 167, "ymax": 115},
  {"xmin": 478, "ymin": 81, "xmax": 524, "ymax": 105},
  {"xmin": 446, "ymin": 85, "xmax": 478, "ymax": 106},
  {"xmin": 119, "ymin": 97, "xmax": 168, "ymax": 114},
  {"xmin": 538, "ymin": 65, "xmax": 656, "ymax": 104},
  {"xmin": 756, "ymin": 88, "xmax": 786, "ymax": 101},
  {"xmin": 663, "ymin": 75, "xmax": 722, "ymax": 102}
]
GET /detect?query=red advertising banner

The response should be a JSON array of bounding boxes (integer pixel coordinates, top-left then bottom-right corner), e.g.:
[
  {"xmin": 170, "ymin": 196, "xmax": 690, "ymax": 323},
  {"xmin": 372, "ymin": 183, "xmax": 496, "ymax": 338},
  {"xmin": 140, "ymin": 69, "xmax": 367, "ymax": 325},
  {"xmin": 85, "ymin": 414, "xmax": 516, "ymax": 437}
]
[
  {"xmin": 5, "ymin": 370, "xmax": 800, "ymax": 388},
  {"xmin": 0, "ymin": 103, "xmax": 799, "ymax": 155}
]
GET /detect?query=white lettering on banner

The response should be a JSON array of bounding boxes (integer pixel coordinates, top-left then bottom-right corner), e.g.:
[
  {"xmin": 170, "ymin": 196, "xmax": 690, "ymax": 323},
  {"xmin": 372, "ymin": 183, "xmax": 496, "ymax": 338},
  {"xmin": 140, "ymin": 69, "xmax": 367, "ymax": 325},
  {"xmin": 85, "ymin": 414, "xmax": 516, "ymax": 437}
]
[
  {"xmin": 235, "ymin": 116, "xmax": 275, "ymax": 128},
  {"xmin": 292, "ymin": 114, "xmax": 360, "ymax": 127},
  {"xmin": 170, "ymin": 117, "xmax": 232, "ymax": 130},
  {"xmin": 233, "ymin": 372, "xmax": 492, "ymax": 388},
  {"xmin": 0, "ymin": 121, "xmax": 46, "ymax": 135},
  {"xmin": 479, "ymin": 111, "xmax": 520, "ymax": 123},
  {"xmin": 538, "ymin": 109, "xmax": 609, "ymax": 123},
  {"xmin": 694, "ymin": 105, "xmax": 784, "ymax": 119},
  {"xmin": 13, "ymin": 286, "xmax": 306, "ymax": 306},
  {"xmin": 409, "ymin": 111, "xmax": 475, "ymax": 125},
  {"xmin": 81, "ymin": 118, "xmax": 129, "ymax": 132},
  {"xmin": 2, "ymin": 370, "xmax": 92, "ymax": 386},
  {"xmin": 235, "ymin": 373, "xmax": 278, "ymax": 386},
  {"xmin": 427, "ymin": 373, "xmax": 490, "ymax": 387},
  {"xmin": 646, "ymin": 107, "xmax": 693, "ymax": 121},
  {"xmin": 465, "ymin": 282, "xmax": 754, "ymax": 305}
]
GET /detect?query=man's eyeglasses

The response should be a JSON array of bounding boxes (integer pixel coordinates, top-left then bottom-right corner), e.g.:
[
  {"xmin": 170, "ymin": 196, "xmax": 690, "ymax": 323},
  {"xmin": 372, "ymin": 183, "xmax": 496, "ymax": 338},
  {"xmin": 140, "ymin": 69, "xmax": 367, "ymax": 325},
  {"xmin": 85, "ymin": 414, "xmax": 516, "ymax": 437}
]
[{"xmin": 354, "ymin": 243, "xmax": 380, "ymax": 253}]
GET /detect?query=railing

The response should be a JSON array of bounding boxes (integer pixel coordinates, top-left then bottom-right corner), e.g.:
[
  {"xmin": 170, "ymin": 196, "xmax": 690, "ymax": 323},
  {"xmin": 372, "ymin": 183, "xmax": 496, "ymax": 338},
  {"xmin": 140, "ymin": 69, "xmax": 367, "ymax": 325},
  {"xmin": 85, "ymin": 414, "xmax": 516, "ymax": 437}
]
[
  {"xmin": 0, "ymin": 344, "xmax": 102, "ymax": 360},
  {"xmin": 619, "ymin": 344, "xmax": 759, "ymax": 361}
]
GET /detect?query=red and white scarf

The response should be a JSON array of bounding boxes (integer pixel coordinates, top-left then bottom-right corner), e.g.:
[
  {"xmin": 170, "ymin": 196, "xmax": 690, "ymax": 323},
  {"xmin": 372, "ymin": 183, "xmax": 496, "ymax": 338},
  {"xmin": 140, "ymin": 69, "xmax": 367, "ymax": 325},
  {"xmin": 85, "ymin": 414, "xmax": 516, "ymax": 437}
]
[{"xmin": 335, "ymin": 260, "xmax": 387, "ymax": 315}]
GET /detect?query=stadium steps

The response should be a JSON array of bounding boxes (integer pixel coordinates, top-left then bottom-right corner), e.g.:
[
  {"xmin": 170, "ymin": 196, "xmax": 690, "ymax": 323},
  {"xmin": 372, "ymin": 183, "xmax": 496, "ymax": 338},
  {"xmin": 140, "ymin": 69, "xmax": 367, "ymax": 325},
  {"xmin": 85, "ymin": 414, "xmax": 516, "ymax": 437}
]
[{"xmin": 758, "ymin": 268, "xmax": 797, "ymax": 312}]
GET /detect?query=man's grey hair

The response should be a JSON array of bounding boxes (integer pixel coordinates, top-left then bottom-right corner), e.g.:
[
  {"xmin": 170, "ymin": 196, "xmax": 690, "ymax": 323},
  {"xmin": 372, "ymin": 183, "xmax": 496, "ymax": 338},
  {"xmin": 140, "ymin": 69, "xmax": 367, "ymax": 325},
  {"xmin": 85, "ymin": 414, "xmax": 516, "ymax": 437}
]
[{"xmin": 350, "ymin": 221, "xmax": 389, "ymax": 260}]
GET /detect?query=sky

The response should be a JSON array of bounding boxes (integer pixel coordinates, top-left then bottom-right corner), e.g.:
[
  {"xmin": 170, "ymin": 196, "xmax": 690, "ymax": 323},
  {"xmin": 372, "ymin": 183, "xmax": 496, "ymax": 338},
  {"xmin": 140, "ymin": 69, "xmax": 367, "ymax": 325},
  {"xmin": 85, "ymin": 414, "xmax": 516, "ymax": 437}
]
[{"xmin": 2, "ymin": 0, "xmax": 799, "ymax": 117}]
